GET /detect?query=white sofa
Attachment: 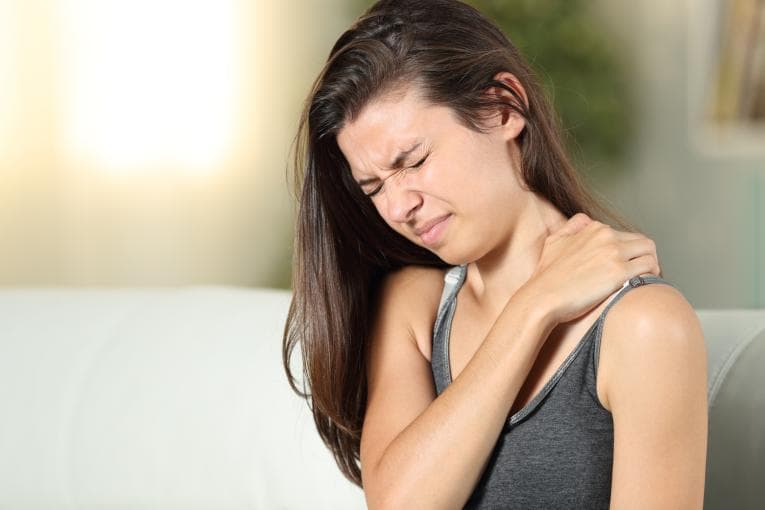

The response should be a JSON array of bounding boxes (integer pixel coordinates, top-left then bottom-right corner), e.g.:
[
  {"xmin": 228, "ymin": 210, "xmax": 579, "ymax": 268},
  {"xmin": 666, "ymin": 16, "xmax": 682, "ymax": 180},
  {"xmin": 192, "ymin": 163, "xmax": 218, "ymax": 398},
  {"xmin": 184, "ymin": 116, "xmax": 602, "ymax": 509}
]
[{"xmin": 0, "ymin": 286, "xmax": 763, "ymax": 509}]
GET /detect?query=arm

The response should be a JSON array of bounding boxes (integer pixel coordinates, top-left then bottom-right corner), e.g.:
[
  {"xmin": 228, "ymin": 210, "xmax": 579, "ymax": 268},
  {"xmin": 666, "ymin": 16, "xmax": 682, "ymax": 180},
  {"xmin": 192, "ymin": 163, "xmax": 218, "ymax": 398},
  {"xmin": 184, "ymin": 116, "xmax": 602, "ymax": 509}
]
[
  {"xmin": 360, "ymin": 267, "xmax": 557, "ymax": 509},
  {"xmin": 603, "ymin": 284, "xmax": 708, "ymax": 509}
]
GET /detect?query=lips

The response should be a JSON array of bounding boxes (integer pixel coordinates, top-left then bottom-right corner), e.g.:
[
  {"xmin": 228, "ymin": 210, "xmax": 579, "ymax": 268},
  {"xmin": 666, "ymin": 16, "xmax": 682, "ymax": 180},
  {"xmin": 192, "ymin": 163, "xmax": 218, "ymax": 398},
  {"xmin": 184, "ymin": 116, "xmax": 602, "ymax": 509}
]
[
  {"xmin": 414, "ymin": 214, "xmax": 451, "ymax": 236},
  {"xmin": 415, "ymin": 214, "xmax": 451, "ymax": 247}
]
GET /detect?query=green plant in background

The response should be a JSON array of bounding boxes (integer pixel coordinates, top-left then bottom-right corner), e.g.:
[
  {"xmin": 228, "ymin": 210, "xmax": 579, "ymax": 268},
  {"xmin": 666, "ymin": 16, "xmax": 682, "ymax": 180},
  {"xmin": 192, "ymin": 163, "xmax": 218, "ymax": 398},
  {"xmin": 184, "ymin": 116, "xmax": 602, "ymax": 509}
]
[{"xmin": 349, "ymin": 0, "xmax": 634, "ymax": 182}]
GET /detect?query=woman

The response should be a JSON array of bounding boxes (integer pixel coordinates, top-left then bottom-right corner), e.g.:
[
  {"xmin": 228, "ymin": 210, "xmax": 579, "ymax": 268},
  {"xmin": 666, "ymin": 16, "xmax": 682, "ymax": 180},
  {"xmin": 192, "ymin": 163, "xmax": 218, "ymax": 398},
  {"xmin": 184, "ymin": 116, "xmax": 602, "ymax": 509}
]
[{"xmin": 283, "ymin": 0, "xmax": 708, "ymax": 508}]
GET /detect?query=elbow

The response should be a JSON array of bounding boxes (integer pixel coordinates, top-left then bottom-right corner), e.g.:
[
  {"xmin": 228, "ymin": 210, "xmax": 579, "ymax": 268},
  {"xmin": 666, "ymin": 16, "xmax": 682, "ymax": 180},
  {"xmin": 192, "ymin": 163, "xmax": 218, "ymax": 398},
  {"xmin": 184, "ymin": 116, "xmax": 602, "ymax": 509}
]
[
  {"xmin": 363, "ymin": 476, "xmax": 413, "ymax": 510},
  {"xmin": 367, "ymin": 493, "xmax": 417, "ymax": 510},
  {"xmin": 365, "ymin": 495, "xmax": 393, "ymax": 510},
  {"xmin": 363, "ymin": 459, "xmax": 446, "ymax": 510},
  {"xmin": 364, "ymin": 486, "xmax": 400, "ymax": 510},
  {"xmin": 362, "ymin": 463, "xmax": 390, "ymax": 510},
  {"xmin": 367, "ymin": 486, "xmax": 444, "ymax": 510},
  {"xmin": 364, "ymin": 479, "xmax": 406, "ymax": 510}
]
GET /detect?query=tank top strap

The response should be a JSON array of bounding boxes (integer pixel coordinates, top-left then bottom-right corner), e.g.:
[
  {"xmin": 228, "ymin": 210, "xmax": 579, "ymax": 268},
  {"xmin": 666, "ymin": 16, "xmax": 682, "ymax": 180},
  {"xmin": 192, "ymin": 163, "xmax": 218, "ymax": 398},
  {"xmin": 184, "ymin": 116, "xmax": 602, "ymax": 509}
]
[
  {"xmin": 432, "ymin": 264, "xmax": 467, "ymax": 395},
  {"xmin": 599, "ymin": 274, "xmax": 678, "ymax": 318},
  {"xmin": 434, "ymin": 264, "xmax": 467, "ymax": 330}
]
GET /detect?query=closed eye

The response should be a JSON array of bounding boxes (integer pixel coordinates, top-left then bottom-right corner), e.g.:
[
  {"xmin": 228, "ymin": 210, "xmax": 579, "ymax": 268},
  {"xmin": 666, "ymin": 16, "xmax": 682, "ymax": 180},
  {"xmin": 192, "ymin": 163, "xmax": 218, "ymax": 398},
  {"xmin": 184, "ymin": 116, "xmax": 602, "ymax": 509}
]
[
  {"xmin": 411, "ymin": 153, "xmax": 428, "ymax": 168},
  {"xmin": 365, "ymin": 152, "xmax": 429, "ymax": 198},
  {"xmin": 365, "ymin": 184, "xmax": 384, "ymax": 198}
]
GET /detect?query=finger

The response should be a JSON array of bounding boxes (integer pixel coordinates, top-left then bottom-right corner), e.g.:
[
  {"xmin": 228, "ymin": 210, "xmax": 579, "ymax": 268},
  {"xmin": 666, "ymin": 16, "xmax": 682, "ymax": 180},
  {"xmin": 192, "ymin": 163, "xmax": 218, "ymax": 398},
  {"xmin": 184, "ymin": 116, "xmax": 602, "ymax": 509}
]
[
  {"xmin": 554, "ymin": 212, "xmax": 592, "ymax": 237},
  {"xmin": 625, "ymin": 254, "xmax": 661, "ymax": 278},
  {"xmin": 618, "ymin": 235, "xmax": 661, "ymax": 278},
  {"xmin": 620, "ymin": 237, "xmax": 657, "ymax": 262},
  {"xmin": 612, "ymin": 229, "xmax": 651, "ymax": 242}
]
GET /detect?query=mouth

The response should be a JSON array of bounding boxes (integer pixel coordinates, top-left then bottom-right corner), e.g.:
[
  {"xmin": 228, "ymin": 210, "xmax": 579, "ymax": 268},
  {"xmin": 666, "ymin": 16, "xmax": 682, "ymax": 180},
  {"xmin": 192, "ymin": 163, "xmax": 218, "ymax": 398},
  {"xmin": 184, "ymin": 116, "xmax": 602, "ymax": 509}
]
[{"xmin": 417, "ymin": 214, "xmax": 451, "ymax": 247}]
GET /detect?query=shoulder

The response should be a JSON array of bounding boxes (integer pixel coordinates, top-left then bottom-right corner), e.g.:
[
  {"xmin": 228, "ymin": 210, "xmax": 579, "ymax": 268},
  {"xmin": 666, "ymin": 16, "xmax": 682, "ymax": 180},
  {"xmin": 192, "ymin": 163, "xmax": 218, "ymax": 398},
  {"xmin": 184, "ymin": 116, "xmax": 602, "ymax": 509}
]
[
  {"xmin": 377, "ymin": 264, "xmax": 446, "ymax": 294},
  {"xmin": 606, "ymin": 281, "xmax": 702, "ymax": 339},
  {"xmin": 372, "ymin": 265, "xmax": 450, "ymax": 361},
  {"xmin": 374, "ymin": 265, "xmax": 447, "ymax": 310},
  {"xmin": 600, "ymin": 280, "xmax": 707, "ymax": 411}
]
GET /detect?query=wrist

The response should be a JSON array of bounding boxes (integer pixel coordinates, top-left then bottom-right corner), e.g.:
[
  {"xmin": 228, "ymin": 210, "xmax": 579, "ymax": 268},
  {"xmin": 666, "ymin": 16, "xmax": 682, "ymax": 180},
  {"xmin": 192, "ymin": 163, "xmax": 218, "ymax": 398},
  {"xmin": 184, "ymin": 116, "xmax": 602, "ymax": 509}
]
[{"xmin": 510, "ymin": 283, "xmax": 560, "ymax": 331}]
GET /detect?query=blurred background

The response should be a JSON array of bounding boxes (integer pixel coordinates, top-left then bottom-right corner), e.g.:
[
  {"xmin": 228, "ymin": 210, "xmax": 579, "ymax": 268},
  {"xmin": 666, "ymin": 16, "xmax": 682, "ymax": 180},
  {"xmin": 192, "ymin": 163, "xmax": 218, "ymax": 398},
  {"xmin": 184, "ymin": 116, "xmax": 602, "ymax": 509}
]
[{"xmin": 0, "ymin": 0, "xmax": 763, "ymax": 308}]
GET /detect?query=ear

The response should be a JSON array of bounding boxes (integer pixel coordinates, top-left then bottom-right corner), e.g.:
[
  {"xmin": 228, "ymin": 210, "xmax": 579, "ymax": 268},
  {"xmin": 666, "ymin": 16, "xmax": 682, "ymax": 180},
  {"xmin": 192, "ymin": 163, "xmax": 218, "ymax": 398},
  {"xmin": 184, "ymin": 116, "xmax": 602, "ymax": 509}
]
[{"xmin": 484, "ymin": 71, "xmax": 528, "ymax": 141}]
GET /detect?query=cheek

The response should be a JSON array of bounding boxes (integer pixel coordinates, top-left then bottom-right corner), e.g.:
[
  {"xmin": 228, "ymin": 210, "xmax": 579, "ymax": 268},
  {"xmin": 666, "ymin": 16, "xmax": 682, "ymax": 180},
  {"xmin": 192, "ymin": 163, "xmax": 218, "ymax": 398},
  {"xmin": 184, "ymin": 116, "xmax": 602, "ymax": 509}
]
[{"xmin": 420, "ymin": 159, "xmax": 468, "ymax": 197}]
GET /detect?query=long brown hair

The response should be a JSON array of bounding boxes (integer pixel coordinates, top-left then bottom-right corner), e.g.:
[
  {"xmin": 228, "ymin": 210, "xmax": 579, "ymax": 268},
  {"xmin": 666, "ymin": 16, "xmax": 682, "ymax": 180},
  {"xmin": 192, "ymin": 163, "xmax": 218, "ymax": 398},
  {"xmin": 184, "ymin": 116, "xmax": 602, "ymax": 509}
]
[{"xmin": 283, "ymin": 0, "xmax": 644, "ymax": 488}]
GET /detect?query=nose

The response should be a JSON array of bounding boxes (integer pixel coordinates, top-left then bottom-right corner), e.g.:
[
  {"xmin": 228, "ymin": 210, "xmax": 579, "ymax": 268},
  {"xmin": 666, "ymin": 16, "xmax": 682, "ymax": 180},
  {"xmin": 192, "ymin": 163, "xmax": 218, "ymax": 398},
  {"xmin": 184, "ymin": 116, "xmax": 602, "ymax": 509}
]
[{"xmin": 383, "ymin": 175, "xmax": 422, "ymax": 224}]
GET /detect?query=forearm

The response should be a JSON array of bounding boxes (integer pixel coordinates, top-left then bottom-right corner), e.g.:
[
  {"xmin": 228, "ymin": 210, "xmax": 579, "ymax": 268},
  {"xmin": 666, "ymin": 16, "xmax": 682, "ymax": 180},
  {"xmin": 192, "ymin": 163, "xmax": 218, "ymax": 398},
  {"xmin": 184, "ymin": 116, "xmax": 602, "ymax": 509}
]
[{"xmin": 368, "ymin": 294, "xmax": 557, "ymax": 509}]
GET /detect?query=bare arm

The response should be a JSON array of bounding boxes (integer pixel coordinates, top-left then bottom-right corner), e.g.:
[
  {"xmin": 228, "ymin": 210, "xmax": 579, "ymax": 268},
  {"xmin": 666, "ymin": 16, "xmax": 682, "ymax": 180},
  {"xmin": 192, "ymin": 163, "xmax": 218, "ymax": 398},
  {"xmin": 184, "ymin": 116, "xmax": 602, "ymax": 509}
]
[
  {"xmin": 361, "ymin": 269, "xmax": 556, "ymax": 510},
  {"xmin": 606, "ymin": 285, "xmax": 708, "ymax": 509}
]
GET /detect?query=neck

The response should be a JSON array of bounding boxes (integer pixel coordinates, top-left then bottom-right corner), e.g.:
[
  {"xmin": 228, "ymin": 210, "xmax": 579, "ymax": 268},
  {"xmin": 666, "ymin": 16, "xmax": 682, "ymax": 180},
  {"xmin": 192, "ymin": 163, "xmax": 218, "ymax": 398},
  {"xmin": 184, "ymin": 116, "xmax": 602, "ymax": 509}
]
[{"xmin": 463, "ymin": 190, "xmax": 568, "ymax": 310}]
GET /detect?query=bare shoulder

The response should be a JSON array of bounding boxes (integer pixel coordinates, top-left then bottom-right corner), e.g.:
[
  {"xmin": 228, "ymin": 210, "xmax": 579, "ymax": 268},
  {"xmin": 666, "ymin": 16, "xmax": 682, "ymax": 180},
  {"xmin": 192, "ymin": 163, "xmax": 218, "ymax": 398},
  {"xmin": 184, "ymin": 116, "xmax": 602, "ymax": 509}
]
[
  {"xmin": 608, "ymin": 282, "xmax": 700, "ymax": 334},
  {"xmin": 378, "ymin": 264, "xmax": 446, "ymax": 297},
  {"xmin": 599, "ymin": 280, "xmax": 708, "ymax": 411},
  {"xmin": 373, "ymin": 264, "xmax": 449, "ymax": 361}
]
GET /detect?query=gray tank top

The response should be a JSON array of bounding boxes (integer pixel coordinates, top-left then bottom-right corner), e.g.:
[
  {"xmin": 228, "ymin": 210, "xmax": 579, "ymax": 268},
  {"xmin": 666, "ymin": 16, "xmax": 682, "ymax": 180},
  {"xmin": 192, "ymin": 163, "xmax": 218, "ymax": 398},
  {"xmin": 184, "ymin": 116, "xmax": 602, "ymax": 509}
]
[{"xmin": 431, "ymin": 264, "xmax": 677, "ymax": 509}]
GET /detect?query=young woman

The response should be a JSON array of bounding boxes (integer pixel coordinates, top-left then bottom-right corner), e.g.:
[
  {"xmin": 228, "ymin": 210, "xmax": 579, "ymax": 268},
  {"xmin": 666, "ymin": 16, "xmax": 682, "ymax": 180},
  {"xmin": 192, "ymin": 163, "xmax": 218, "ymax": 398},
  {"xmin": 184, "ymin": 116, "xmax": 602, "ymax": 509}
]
[{"xmin": 283, "ymin": 0, "xmax": 708, "ymax": 508}]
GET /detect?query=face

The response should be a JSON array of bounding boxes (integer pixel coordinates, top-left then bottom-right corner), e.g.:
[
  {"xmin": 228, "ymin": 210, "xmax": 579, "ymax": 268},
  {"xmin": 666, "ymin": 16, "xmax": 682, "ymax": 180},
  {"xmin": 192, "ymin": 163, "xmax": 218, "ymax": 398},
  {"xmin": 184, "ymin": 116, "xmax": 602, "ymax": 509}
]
[{"xmin": 336, "ymin": 83, "xmax": 527, "ymax": 264}]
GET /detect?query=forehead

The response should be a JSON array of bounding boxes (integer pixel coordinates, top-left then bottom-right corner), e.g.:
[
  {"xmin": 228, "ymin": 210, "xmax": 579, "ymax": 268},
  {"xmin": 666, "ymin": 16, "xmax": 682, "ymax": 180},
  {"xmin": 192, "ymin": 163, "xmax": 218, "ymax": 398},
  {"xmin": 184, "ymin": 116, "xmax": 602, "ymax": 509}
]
[{"xmin": 336, "ymin": 86, "xmax": 450, "ymax": 174}]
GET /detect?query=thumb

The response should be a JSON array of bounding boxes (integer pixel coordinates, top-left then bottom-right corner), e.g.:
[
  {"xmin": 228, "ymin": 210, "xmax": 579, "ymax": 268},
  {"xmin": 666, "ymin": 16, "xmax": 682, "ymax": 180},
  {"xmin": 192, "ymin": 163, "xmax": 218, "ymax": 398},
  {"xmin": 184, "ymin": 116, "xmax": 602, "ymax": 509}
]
[{"xmin": 553, "ymin": 212, "xmax": 592, "ymax": 237}]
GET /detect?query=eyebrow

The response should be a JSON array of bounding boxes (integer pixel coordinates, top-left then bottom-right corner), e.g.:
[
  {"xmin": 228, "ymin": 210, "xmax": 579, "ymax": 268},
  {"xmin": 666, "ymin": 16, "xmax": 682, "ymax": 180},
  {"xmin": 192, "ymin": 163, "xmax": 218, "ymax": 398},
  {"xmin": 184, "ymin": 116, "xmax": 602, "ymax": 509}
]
[{"xmin": 357, "ymin": 142, "xmax": 422, "ymax": 186}]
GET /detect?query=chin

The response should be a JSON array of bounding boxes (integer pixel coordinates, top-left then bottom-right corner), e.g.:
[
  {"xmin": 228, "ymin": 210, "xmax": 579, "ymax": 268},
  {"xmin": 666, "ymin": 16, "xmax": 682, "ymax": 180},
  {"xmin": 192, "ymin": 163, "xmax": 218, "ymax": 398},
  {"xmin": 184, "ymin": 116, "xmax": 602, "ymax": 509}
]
[{"xmin": 430, "ymin": 247, "xmax": 468, "ymax": 267}]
